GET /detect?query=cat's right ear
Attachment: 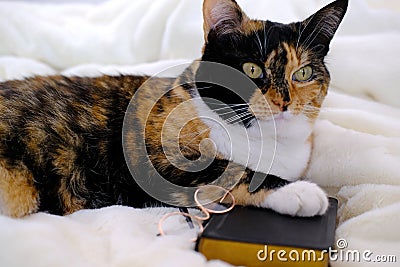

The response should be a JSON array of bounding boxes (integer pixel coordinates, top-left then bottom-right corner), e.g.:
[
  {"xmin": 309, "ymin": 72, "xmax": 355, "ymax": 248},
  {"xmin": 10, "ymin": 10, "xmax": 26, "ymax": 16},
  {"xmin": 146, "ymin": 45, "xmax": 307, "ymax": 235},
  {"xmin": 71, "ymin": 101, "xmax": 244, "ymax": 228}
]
[{"xmin": 203, "ymin": 0, "xmax": 249, "ymax": 42}]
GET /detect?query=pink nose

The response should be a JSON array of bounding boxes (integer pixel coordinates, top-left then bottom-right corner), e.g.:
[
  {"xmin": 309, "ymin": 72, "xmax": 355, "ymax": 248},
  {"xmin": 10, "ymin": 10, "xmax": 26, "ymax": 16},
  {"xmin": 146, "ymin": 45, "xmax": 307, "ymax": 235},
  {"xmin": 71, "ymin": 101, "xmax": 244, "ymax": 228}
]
[{"xmin": 272, "ymin": 100, "xmax": 290, "ymax": 112}]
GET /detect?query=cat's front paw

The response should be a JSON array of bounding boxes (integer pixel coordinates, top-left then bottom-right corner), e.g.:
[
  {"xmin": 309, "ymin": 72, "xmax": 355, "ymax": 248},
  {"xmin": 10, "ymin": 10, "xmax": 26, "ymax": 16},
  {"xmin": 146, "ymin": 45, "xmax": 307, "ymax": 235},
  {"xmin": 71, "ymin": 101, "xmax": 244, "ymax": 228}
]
[{"xmin": 261, "ymin": 181, "xmax": 329, "ymax": 217}]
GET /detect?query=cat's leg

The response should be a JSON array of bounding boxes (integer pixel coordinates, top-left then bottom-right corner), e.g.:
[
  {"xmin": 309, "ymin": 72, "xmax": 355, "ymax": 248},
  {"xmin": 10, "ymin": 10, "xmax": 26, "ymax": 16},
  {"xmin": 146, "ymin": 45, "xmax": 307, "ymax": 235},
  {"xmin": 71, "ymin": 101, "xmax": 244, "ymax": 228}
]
[
  {"xmin": 152, "ymin": 154, "xmax": 328, "ymax": 216},
  {"xmin": 231, "ymin": 173, "xmax": 329, "ymax": 217},
  {"xmin": 0, "ymin": 161, "xmax": 39, "ymax": 217}
]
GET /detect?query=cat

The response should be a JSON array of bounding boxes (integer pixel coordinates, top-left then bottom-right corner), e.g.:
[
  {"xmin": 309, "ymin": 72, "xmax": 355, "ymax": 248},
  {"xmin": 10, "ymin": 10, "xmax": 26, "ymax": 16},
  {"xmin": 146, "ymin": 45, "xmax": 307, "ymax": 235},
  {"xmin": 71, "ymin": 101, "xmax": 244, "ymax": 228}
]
[{"xmin": 0, "ymin": 0, "xmax": 348, "ymax": 218}]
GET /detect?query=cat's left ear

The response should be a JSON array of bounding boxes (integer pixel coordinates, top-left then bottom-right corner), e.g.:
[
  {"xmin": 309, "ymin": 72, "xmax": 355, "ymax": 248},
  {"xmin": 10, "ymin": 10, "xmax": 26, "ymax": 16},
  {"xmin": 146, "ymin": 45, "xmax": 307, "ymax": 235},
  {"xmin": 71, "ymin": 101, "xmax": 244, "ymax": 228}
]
[
  {"xmin": 203, "ymin": 0, "xmax": 249, "ymax": 42},
  {"xmin": 299, "ymin": 0, "xmax": 348, "ymax": 55}
]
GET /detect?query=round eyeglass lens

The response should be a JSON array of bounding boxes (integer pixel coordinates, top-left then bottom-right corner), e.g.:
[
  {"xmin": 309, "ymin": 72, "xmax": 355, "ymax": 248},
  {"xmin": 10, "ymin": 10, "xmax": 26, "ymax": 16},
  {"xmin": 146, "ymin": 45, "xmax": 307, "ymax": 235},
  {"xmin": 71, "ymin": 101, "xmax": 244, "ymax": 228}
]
[{"xmin": 195, "ymin": 185, "xmax": 235, "ymax": 213}]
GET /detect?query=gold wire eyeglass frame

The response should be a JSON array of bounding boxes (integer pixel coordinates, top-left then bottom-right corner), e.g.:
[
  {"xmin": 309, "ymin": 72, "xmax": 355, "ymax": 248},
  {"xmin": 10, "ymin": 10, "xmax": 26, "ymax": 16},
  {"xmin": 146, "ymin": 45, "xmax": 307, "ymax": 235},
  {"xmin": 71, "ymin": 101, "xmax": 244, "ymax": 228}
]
[{"xmin": 157, "ymin": 185, "xmax": 236, "ymax": 241}]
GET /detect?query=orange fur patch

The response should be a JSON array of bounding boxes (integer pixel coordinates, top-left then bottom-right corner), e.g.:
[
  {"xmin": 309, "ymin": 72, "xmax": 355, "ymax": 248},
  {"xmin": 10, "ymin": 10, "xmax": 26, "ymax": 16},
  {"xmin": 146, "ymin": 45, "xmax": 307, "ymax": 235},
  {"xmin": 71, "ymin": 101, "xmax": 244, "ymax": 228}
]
[
  {"xmin": 241, "ymin": 20, "xmax": 264, "ymax": 35},
  {"xmin": 230, "ymin": 183, "xmax": 273, "ymax": 207},
  {"xmin": 0, "ymin": 161, "xmax": 39, "ymax": 217}
]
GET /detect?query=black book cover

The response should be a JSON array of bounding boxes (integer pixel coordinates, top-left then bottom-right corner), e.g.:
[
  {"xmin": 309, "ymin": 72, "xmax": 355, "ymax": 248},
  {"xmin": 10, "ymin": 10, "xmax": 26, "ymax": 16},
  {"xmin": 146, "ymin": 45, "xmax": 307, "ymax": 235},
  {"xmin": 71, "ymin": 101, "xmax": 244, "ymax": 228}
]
[{"xmin": 196, "ymin": 198, "xmax": 338, "ymax": 267}]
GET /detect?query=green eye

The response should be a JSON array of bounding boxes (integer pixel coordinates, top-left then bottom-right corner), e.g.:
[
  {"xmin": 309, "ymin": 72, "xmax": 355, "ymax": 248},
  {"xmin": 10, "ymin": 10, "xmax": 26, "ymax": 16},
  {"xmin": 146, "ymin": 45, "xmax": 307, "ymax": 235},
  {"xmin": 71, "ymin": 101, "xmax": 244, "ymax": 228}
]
[
  {"xmin": 243, "ymin": 62, "xmax": 263, "ymax": 79},
  {"xmin": 293, "ymin": 66, "xmax": 313, "ymax": 82}
]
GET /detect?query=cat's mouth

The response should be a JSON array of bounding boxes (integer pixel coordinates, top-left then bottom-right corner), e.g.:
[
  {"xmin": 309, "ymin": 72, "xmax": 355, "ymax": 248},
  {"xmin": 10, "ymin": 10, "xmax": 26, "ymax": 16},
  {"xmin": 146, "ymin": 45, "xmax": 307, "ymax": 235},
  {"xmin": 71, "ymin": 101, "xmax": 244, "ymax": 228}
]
[
  {"xmin": 267, "ymin": 112, "xmax": 292, "ymax": 122},
  {"xmin": 247, "ymin": 113, "xmax": 288, "ymax": 126}
]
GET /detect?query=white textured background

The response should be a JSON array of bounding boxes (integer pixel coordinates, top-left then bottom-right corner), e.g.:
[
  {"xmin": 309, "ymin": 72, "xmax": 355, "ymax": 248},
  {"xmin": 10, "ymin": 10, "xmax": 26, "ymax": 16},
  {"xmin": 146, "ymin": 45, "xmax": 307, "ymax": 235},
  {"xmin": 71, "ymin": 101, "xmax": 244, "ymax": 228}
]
[{"xmin": 0, "ymin": 1, "xmax": 399, "ymax": 267}]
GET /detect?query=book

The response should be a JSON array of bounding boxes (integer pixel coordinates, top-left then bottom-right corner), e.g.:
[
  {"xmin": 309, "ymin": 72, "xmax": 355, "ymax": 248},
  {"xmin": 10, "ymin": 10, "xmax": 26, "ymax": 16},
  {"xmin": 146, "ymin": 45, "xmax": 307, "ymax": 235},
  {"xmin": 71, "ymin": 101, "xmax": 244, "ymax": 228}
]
[{"xmin": 196, "ymin": 198, "xmax": 338, "ymax": 267}]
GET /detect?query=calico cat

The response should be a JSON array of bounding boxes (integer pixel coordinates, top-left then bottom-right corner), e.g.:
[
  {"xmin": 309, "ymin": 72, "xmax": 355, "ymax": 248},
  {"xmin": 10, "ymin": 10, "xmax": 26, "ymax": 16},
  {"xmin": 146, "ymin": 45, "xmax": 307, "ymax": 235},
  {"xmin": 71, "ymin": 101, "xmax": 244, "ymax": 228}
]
[{"xmin": 0, "ymin": 0, "xmax": 347, "ymax": 218}]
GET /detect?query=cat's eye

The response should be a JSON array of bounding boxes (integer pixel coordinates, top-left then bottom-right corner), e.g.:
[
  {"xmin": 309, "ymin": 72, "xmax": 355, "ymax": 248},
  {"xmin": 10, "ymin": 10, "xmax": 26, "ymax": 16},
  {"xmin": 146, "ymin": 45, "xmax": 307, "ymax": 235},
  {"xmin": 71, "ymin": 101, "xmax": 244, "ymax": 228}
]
[
  {"xmin": 243, "ymin": 63, "xmax": 263, "ymax": 79},
  {"xmin": 293, "ymin": 66, "xmax": 313, "ymax": 82}
]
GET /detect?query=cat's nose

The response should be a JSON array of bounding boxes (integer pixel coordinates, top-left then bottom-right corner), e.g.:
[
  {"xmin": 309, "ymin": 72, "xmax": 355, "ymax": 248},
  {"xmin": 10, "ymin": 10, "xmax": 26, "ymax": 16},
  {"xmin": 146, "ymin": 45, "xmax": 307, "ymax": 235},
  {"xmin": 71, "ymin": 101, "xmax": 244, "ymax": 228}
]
[{"xmin": 272, "ymin": 99, "xmax": 291, "ymax": 112}]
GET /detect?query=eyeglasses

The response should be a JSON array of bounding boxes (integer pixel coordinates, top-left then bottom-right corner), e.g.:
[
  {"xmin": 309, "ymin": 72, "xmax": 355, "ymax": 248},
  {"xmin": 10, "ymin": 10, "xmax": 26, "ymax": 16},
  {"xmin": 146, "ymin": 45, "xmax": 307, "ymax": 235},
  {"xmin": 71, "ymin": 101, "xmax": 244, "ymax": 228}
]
[{"xmin": 157, "ymin": 185, "xmax": 235, "ymax": 241}]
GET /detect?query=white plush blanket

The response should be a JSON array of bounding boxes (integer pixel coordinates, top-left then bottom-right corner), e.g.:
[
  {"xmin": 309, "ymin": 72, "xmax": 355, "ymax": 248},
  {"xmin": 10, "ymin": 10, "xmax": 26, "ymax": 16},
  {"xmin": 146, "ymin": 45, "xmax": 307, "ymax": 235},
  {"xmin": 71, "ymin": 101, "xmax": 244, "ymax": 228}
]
[{"xmin": 0, "ymin": 0, "xmax": 399, "ymax": 266}]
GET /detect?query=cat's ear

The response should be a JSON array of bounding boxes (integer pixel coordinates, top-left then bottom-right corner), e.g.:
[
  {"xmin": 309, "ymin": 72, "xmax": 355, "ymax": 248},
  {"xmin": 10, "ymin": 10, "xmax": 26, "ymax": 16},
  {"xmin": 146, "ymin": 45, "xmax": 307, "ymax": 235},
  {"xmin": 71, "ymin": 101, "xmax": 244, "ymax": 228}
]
[
  {"xmin": 299, "ymin": 0, "xmax": 348, "ymax": 55},
  {"xmin": 203, "ymin": 0, "xmax": 249, "ymax": 42}
]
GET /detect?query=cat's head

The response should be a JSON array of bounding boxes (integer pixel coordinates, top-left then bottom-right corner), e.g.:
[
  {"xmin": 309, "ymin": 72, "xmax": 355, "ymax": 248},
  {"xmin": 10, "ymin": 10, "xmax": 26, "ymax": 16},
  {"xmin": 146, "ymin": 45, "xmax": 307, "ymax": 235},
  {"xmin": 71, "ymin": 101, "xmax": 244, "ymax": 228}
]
[{"xmin": 195, "ymin": 0, "xmax": 348, "ymax": 127}]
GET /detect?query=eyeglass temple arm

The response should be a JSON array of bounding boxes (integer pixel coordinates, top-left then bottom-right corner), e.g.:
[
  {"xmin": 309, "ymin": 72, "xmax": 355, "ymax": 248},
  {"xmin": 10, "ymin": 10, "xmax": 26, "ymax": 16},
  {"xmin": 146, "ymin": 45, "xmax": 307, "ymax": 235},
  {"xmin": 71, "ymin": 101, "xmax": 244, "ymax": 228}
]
[{"xmin": 179, "ymin": 207, "xmax": 195, "ymax": 229}]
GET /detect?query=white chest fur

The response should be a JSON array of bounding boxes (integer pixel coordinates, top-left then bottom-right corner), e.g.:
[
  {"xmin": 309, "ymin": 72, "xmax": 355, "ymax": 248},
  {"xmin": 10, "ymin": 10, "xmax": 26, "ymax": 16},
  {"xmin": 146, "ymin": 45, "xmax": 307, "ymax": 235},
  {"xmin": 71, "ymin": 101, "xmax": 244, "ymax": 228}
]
[{"xmin": 195, "ymin": 99, "xmax": 312, "ymax": 181}]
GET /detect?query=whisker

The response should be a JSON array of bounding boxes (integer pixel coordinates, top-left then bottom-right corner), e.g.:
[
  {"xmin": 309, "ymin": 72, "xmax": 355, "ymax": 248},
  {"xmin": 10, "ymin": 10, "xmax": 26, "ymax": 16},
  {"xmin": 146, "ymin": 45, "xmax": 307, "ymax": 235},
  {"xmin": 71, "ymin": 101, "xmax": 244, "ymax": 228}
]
[
  {"xmin": 263, "ymin": 23, "xmax": 267, "ymax": 52},
  {"xmin": 207, "ymin": 105, "xmax": 234, "ymax": 112},
  {"xmin": 296, "ymin": 14, "xmax": 315, "ymax": 51},
  {"xmin": 304, "ymin": 26, "xmax": 325, "ymax": 52},
  {"xmin": 263, "ymin": 25, "xmax": 277, "ymax": 56},
  {"xmin": 302, "ymin": 18, "xmax": 324, "ymax": 51},
  {"xmin": 302, "ymin": 105, "xmax": 321, "ymax": 116},
  {"xmin": 201, "ymin": 102, "xmax": 250, "ymax": 112},
  {"xmin": 196, "ymin": 86, "xmax": 213, "ymax": 90},
  {"xmin": 296, "ymin": 23, "xmax": 302, "ymax": 51},
  {"xmin": 202, "ymin": 102, "xmax": 248, "ymax": 107},
  {"xmin": 230, "ymin": 114, "xmax": 256, "ymax": 126},
  {"xmin": 225, "ymin": 111, "xmax": 254, "ymax": 124},
  {"xmin": 250, "ymin": 22, "xmax": 265, "ymax": 57},
  {"xmin": 217, "ymin": 107, "xmax": 249, "ymax": 116},
  {"xmin": 205, "ymin": 104, "xmax": 248, "ymax": 111},
  {"xmin": 224, "ymin": 111, "xmax": 249, "ymax": 122},
  {"xmin": 303, "ymin": 105, "xmax": 320, "ymax": 111},
  {"xmin": 239, "ymin": 116, "xmax": 257, "ymax": 128}
]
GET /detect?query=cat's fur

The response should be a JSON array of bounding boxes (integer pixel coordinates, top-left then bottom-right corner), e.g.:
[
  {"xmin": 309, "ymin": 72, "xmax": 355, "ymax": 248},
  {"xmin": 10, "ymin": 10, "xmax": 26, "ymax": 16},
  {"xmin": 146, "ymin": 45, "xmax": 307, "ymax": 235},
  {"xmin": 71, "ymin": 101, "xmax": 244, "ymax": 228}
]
[{"xmin": 0, "ymin": 0, "xmax": 348, "ymax": 217}]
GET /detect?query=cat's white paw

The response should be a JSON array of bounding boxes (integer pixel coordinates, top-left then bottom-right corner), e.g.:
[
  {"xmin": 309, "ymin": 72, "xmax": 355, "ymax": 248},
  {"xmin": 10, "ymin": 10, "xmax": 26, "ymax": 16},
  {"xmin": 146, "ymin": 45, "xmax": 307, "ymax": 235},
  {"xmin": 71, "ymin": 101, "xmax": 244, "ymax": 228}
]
[{"xmin": 261, "ymin": 181, "xmax": 329, "ymax": 217}]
